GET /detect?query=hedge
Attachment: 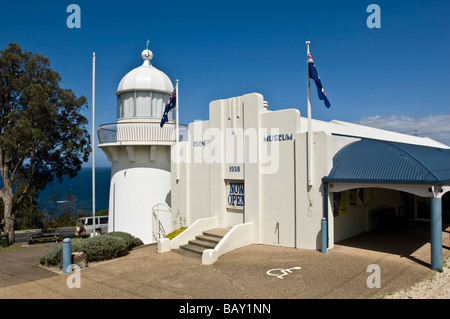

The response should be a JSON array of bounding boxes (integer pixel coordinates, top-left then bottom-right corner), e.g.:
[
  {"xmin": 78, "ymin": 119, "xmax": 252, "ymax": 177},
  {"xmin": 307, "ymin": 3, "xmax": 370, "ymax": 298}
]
[
  {"xmin": 39, "ymin": 232, "xmax": 143, "ymax": 267},
  {"xmin": 105, "ymin": 231, "xmax": 143, "ymax": 250}
]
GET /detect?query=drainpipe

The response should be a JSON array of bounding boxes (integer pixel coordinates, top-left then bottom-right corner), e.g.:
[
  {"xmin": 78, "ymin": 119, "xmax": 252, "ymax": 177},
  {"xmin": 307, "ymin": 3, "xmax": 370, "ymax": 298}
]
[{"xmin": 321, "ymin": 182, "xmax": 329, "ymax": 253}]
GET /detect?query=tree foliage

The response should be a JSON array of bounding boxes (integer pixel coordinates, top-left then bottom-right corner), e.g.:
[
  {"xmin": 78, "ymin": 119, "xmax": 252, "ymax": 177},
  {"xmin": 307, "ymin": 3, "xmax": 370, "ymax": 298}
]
[{"xmin": 0, "ymin": 43, "xmax": 91, "ymax": 243}]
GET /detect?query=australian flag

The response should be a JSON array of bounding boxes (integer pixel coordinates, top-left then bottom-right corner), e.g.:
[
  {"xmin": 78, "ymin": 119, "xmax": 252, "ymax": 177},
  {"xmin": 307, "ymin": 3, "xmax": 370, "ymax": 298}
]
[
  {"xmin": 160, "ymin": 88, "xmax": 177, "ymax": 127},
  {"xmin": 308, "ymin": 53, "xmax": 331, "ymax": 108}
]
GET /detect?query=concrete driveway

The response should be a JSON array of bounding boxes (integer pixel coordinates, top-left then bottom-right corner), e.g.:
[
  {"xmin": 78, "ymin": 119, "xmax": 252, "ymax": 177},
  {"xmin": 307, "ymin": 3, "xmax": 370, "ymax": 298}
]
[{"xmin": 0, "ymin": 243, "xmax": 57, "ymax": 288}]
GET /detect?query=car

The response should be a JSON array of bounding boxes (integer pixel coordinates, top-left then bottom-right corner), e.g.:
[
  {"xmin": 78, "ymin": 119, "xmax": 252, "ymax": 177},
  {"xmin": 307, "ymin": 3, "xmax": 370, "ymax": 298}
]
[{"xmin": 75, "ymin": 216, "xmax": 109, "ymax": 238}]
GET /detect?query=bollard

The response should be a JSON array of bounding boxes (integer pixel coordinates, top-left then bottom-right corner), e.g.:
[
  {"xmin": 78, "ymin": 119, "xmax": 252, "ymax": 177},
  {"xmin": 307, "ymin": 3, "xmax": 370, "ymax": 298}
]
[
  {"xmin": 321, "ymin": 217, "xmax": 327, "ymax": 253},
  {"xmin": 63, "ymin": 238, "xmax": 72, "ymax": 273}
]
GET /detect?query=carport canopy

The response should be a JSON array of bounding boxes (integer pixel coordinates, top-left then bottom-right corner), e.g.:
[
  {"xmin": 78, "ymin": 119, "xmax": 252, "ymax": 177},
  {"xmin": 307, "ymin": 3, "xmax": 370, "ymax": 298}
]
[
  {"xmin": 322, "ymin": 139, "xmax": 450, "ymax": 270},
  {"xmin": 323, "ymin": 139, "xmax": 450, "ymax": 197}
]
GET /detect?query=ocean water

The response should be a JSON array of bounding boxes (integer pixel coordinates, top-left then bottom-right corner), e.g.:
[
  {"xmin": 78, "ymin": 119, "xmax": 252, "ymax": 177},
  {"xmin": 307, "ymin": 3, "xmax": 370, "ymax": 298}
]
[{"xmin": 38, "ymin": 167, "xmax": 111, "ymax": 214}]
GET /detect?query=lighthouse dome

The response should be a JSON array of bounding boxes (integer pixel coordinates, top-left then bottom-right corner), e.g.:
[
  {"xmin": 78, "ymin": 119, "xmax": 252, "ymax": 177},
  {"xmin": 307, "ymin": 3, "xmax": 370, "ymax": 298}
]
[{"xmin": 116, "ymin": 48, "xmax": 174, "ymax": 121}]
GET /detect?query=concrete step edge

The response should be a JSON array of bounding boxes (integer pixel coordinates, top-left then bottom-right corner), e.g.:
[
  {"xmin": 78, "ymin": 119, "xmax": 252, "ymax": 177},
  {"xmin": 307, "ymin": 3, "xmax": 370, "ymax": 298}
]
[
  {"xmin": 195, "ymin": 234, "xmax": 221, "ymax": 244},
  {"xmin": 202, "ymin": 228, "xmax": 231, "ymax": 238},
  {"xmin": 188, "ymin": 239, "xmax": 216, "ymax": 249},
  {"xmin": 180, "ymin": 244, "xmax": 204, "ymax": 255}
]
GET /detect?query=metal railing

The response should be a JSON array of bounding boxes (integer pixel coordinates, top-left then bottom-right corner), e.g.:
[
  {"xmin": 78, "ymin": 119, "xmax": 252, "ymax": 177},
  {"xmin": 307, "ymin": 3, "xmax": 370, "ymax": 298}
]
[
  {"xmin": 98, "ymin": 122, "xmax": 188, "ymax": 144},
  {"xmin": 152, "ymin": 203, "xmax": 172, "ymax": 242}
]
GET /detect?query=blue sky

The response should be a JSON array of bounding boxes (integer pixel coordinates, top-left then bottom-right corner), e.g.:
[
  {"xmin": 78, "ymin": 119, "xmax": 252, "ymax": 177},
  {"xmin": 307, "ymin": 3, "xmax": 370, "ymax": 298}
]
[{"xmin": 1, "ymin": 0, "xmax": 449, "ymax": 167}]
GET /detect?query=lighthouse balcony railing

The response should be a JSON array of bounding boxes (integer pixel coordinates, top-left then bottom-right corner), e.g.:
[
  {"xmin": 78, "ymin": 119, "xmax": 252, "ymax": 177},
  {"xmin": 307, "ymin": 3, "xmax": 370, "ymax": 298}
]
[{"xmin": 97, "ymin": 122, "xmax": 188, "ymax": 144}]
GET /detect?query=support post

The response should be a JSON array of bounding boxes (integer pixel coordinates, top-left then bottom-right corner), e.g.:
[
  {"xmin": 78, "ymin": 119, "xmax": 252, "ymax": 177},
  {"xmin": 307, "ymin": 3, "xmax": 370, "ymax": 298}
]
[
  {"xmin": 321, "ymin": 218, "xmax": 327, "ymax": 253},
  {"xmin": 306, "ymin": 41, "xmax": 313, "ymax": 187},
  {"xmin": 63, "ymin": 238, "xmax": 72, "ymax": 273},
  {"xmin": 92, "ymin": 52, "xmax": 96, "ymax": 236},
  {"xmin": 430, "ymin": 197, "xmax": 442, "ymax": 270},
  {"xmin": 175, "ymin": 79, "xmax": 179, "ymax": 181}
]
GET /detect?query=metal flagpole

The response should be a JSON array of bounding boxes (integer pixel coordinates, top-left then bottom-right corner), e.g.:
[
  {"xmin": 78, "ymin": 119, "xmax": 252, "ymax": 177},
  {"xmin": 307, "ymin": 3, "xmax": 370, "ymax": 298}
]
[
  {"xmin": 306, "ymin": 41, "xmax": 313, "ymax": 187},
  {"xmin": 92, "ymin": 52, "xmax": 96, "ymax": 235},
  {"xmin": 176, "ymin": 79, "xmax": 179, "ymax": 181}
]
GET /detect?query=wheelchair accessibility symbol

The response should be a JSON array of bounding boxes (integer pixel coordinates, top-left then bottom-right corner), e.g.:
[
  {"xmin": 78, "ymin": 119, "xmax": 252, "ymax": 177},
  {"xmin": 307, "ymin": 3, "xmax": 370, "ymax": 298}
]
[{"xmin": 266, "ymin": 267, "xmax": 302, "ymax": 279}]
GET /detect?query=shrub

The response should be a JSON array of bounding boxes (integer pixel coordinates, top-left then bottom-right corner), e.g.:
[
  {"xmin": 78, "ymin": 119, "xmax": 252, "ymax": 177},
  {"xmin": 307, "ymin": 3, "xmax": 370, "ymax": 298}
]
[
  {"xmin": 39, "ymin": 244, "xmax": 62, "ymax": 266},
  {"xmin": 80, "ymin": 235, "xmax": 128, "ymax": 262},
  {"xmin": 105, "ymin": 231, "xmax": 143, "ymax": 250},
  {"xmin": 39, "ymin": 232, "xmax": 140, "ymax": 266},
  {"xmin": 39, "ymin": 238, "xmax": 83, "ymax": 266}
]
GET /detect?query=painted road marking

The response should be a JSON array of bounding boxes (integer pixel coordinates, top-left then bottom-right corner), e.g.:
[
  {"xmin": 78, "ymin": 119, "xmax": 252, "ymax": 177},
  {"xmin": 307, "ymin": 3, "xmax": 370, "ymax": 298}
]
[{"xmin": 266, "ymin": 267, "xmax": 301, "ymax": 279}]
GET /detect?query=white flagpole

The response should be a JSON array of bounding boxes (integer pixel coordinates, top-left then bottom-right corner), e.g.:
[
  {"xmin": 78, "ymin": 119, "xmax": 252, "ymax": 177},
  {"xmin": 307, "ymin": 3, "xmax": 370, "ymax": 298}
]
[
  {"xmin": 176, "ymin": 79, "xmax": 179, "ymax": 181},
  {"xmin": 92, "ymin": 52, "xmax": 96, "ymax": 235},
  {"xmin": 306, "ymin": 41, "xmax": 313, "ymax": 187}
]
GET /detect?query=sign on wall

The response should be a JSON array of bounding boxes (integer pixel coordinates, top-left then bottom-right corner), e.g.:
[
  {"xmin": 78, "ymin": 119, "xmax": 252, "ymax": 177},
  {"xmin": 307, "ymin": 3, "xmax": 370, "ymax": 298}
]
[
  {"xmin": 226, "ymin": 180, "xmax": 245, "ymax": 210},
  {"xmin": 333, "ymin": 191, "xmax": 347, "ymax": 216}
]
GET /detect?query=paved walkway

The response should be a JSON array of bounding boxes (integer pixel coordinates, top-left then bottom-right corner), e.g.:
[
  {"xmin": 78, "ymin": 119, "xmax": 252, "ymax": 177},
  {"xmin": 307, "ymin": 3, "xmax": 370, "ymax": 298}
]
[
  {"xmin": 0, "ymin": 243, "xmax": 56, "ymax": 287},
  {"xmin": 0, "ymin": 221, "xmax": 449, "ymax": 300}
]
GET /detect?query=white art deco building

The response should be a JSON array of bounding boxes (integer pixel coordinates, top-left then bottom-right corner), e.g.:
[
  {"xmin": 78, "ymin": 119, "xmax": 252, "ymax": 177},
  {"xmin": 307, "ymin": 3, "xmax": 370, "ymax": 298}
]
[
  {"xmin": 97, "ymin": 48, "xmax": 179, "ymax": 244},
  {"xmin": 98, "ymin": 46, "xmax": 450, "ymax": 272}
]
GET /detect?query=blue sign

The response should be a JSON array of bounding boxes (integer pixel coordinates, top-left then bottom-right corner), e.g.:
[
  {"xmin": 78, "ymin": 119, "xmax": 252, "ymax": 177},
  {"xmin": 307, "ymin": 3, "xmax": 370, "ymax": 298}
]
[{"xmin": 227, "ymin": 181, "xmax": 244, "ymax": 209}]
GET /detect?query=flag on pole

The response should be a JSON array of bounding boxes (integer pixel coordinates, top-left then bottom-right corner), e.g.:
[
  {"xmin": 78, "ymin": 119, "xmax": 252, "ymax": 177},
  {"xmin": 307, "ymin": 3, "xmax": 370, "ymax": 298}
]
[
  {"xmin": 160, "ymin": 88, "xmax": 177, "ymax": 127},
  {"xmin": 307, "ymin": 53, "xmax": 331, "ymax": 108}
]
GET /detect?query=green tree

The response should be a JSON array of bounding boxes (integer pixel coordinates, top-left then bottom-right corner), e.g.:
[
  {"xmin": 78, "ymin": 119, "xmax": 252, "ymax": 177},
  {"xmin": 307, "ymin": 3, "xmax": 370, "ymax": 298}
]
[
  {"xmin": 0, "ymin": 43, "xmax": 91, "ymax": 243},
  {"xmin": 14, "ymin": 187, "xmax": 44, "ymax": 230}
]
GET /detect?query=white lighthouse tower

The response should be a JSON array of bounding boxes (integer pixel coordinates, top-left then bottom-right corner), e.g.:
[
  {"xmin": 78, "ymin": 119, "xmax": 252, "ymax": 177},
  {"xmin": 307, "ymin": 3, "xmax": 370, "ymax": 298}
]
[{"xmin": 98, "ymin": 46, "xmax": 176, "ymax": 244}]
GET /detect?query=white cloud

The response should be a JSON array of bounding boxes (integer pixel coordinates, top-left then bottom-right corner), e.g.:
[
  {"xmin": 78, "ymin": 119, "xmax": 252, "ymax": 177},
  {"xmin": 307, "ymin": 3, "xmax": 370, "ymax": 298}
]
[{"xmin": 354, "ymin": 114, "xmax": 450, "ymax": 147}]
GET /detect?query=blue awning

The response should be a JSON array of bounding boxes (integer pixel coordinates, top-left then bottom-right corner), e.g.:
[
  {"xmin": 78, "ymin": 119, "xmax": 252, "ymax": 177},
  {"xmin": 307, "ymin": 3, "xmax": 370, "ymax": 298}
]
[{"xmin": 323, "ymin": 139, "xmax": 450, "ymax": 186}]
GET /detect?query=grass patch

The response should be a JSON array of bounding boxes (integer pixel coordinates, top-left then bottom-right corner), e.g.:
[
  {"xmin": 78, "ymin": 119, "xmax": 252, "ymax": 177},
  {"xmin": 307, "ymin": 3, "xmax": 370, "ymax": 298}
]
[{"xmin": 0, "ymin": 242, "xmax": 27, "ymax": 253}]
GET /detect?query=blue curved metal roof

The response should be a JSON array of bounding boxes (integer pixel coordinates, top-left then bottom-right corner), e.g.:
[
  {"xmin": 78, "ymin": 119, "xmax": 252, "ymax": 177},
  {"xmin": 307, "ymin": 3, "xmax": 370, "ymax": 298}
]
[{"xmin": 323, "ymin": 139, "xmax": 450, "ymax": 185}]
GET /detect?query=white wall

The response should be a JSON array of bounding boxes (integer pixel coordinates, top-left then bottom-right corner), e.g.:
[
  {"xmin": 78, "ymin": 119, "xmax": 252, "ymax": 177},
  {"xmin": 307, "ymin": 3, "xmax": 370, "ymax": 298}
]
[
  {"xmin": 295, "ymin": 131, "xmax": 334, "ymax": 250},
  {"xmin": 259, "ymin": 109, "xmax": 300, "ymax": 247},
  {"xmin": 108, "ymin": 145, "xmax": 171, "ymax": 244}
]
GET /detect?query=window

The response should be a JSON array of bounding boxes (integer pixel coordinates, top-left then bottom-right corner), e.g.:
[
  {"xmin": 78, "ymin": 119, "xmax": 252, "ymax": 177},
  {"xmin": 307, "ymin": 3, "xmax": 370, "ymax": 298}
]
[
  {"xmin": 152, "ymin": 92, "xmax": 165, "ymax": 117},
  {"xmin": 136, "ymin": 91, "xmax": 151, "ymax": 116},
  {"xmin": 86, "ymin": 218, "xmax": 99, "ymax": 226},
  {"xmin": 117, "ymin": 91, "xmax": 172, "ymax": 119},
  {"xmin": 117, "ymin": 97, "xmax": 121, "ymax": 118},
  {"xmin": 122, "ymin": 92, "xmax": 135, "ymax": 117}
]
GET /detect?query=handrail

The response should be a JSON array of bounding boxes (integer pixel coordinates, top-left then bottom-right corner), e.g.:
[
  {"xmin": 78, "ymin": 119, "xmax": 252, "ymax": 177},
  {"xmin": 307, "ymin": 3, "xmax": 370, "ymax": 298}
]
[
  {"xmin": 98, "ymin": 122, "xmax": 188, "ymax": 144},
  {"xmin": 152, "ymin": 203, "xmax": 172, "ymax": 242}
]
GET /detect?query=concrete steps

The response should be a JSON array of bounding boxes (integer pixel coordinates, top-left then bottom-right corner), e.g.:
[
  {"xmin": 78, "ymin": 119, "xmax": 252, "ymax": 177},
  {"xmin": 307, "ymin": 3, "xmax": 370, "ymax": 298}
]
[{"xmin": 178, "ymin": 228, "xmax": 230, "ymax": 256}]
